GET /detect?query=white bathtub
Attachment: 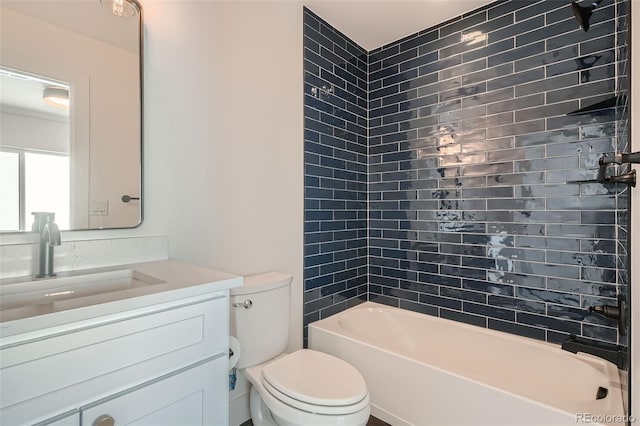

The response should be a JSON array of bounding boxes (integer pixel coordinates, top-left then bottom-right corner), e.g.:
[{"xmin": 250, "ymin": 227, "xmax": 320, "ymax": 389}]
[{"xmin": 309, "ymin": 302, "xmax": 626, "ymax": 426}]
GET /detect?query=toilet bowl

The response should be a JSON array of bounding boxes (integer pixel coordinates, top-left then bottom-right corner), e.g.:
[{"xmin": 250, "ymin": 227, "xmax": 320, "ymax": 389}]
[{"xmin": 231, "ymin": 272, "xmax": 370, "ymax": 426}]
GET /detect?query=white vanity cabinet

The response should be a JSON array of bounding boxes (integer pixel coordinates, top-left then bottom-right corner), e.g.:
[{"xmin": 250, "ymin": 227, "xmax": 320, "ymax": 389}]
[{"xmin": 0, "ymin": 260, "xmax": 242, "ymax": 426}]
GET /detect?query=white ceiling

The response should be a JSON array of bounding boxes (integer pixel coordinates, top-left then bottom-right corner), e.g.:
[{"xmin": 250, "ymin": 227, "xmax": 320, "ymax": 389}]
[
  {"xmin": 0, "ymin": 72, "xmax": 70, "ymax": 119},
  {"xmin": 303, "ymin": 0, "xmax": 497, "ymax": 51}
]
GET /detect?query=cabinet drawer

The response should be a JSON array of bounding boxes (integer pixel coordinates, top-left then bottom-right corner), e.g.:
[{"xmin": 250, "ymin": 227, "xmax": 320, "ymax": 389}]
[
  {"xmin": 0, "ymin": 296, "xmax": 228, "ymax": 425},
  {"xmin": 81, "ymin": 356, "xmax": 228, "ymax": 426}
]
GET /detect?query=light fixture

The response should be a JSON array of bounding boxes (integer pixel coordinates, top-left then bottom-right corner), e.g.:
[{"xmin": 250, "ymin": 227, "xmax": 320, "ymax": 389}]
[
  {"xmin": 42, "ymin": 87, "xmax": 69, "ymax": 109},
  {"xmin": 101, "ymin": 0, "xmax": 139, "ymax": 18}
]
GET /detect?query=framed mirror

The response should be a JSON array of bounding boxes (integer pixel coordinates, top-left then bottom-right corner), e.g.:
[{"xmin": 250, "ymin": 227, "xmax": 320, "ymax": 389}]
[{"xmin": 0, "ymin": 0, "xmax": 142, "ymax": 232}]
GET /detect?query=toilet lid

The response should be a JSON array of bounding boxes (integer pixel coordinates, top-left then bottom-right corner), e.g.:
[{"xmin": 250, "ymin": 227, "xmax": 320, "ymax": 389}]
[{"xmin": 261, "ymin": 349, "xmax": 368, "ymax": 407}]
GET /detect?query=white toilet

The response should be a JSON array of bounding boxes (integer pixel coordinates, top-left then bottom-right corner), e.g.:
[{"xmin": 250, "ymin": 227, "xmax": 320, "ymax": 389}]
[{"xmin": 230, "ymin": 272, "xmax": 370, "ymax": 426}]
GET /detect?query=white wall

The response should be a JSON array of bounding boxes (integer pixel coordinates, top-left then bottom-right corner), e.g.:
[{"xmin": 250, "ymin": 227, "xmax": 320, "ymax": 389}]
[
  {"xmin": 143, "ymin": 0, "xmax": 304, "ymax": 349},
  {"xmin": 142, "ymin": 3, "xmax": 304, "ymax": 423}
]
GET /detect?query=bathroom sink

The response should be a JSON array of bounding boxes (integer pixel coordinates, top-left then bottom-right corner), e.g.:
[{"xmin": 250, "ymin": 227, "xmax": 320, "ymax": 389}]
[{"xmin": 0, "ymin": 269, "xmax": 166, "ymax": 319}]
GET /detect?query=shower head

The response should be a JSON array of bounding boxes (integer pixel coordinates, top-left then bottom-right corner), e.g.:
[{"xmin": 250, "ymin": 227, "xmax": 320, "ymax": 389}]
[{"xmin": 571, "ymin": 0, "xmax": 604, "ymax": 32}]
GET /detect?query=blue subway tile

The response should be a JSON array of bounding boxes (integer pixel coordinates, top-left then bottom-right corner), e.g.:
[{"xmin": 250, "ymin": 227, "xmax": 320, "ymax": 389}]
[
  {"xmin": 463, "ymin": 302, "xmax": 514, "ymax": 321},
  {"xmin": 488, "ymin": 319, "xmax": 545, "ymax": 341},
  {"xmin": 303, "ymin": 3, "xmax": 627, "ymax": 345},
  {"xmin": 582, "ymin": 324, "xmax": 617, "ymax": 343},
  {"xmin": 399, "ymin": 300, "xmax": 438, "ymax": 316},
  {"xmin": 487, "ymin": 0, "xmax": 527, "ymax": 20},
  {"xmin": 488, "ymin": 15, "xmax": 544, "ymax": 44},
  {"xmin": 441, "ymin": 309, "xmax": 487, "ymax": 327},
  {"xmin": 440, "ymin": 9, "xmax": 487, "ymax": 37},
  {"xmin": 488, "ymin": 41, "xmax": 545, "ymax": 68},
  {"xmin": 518, "ymin": 0, "xmax": 562, "ymax": 22},
  {"xmin": 419, "ymin": 294, "xmax": 462, "ymax": 310},
  {"xmin": 515, "ymin": 17, "xmax": 577, "ymax": 47},
  {"xmin": 517, "ymin": 312, "xmax": 581, "ymax": 335},
  {"xmin": 461, "ymin": 87, "xmax": 513, "ymax": 108},
  {"xmin": 488, "ymin": 295, "xmax": 546, "ymax": 314},
  {"xmin": 399, "ymin": 29, "xmax": 439, "ymax": 52},
  {"xmin": 546, "ymin": 20, "xmax": 616, "ymax": 51}
]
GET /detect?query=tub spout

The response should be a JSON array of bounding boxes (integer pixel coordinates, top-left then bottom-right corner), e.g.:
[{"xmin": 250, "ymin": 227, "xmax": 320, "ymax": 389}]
[{"xmin": 561, "ymin": 335, "xmax": 627, "ymax": 370}]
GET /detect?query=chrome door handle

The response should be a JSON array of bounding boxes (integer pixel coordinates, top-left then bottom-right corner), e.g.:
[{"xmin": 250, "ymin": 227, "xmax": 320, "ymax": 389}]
[{"xmin": 232, "ymin": 299, "xmax": 253, "ymax": 309}]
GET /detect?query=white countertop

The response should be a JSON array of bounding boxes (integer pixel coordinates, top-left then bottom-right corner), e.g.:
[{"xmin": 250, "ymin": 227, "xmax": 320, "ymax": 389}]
[{"xmin": 0, "ymin": 260, "xmax": 242, "ymax": 340}]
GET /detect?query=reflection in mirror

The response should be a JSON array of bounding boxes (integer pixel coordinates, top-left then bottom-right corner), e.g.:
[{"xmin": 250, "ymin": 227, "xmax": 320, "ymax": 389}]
[
  {"xmin": 0, "ymin": 0, "xmax": 142, "ymax": 232},
  {"xmin": 0, "ymin": 69, "xmax": 71, "ymax": 231}
]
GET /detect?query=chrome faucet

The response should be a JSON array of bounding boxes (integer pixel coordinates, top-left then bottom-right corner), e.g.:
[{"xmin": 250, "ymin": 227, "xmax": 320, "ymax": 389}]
[{"xmin": 32, "ymin": 212, "xmax": 61, "ymax": 278}]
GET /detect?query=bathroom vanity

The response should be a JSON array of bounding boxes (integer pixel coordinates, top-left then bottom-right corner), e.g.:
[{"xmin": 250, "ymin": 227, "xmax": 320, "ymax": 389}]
[{"xmin": 0, "ymin": 260, "xmax": 241, "ymax": 426}]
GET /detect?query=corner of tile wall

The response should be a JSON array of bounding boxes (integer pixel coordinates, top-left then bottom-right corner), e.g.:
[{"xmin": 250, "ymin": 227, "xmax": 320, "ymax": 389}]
[{"xmin": 303, "ymin": 7, "xmax": 369, "ymax": 346}]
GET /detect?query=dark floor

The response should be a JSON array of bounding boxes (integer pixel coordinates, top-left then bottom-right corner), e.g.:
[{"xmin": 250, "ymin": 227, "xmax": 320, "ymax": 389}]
[
  {"xmin": 367, "ymin": 416, "xmax": 392, "ymax": 426},
  {"xmin": 241, "ymin": 415, "xmax": 390, "ymax": 426}
]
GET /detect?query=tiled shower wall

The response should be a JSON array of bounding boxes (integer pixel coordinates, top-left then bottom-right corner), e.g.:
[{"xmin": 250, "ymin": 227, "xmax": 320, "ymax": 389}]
[
  {"xmin": 303, "ymin": 9, "xmax": 369, "ymax": 343},
  {"xmin": 304, "ymin": 0, "xmax": 629, "ymax": 346}
]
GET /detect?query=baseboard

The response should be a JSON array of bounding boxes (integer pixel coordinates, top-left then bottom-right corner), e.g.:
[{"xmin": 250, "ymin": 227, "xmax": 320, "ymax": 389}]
[
  {"xmin": 230, "ymin": 391, "xmax": 251, "ymax": 426},
  {"xmin": 370, "ymin": 403, "xmax": 412, "ymax": 426}
]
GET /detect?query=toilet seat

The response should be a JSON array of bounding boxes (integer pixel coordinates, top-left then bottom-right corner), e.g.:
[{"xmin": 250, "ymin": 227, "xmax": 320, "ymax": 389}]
[
  {"xmin": 244, "ymin": 349, "xmax": 370, "ymax": 424},
  {"xmin": 262, "ymin": 377, "xmax": 369, "ymax": 415},
  {"xmin": 253, "ymin": 380, "xmax": 370, "ymax": 426},
  {"xmin": 262, "ymin": 349, "xmax": 368, "ymax": 413}
]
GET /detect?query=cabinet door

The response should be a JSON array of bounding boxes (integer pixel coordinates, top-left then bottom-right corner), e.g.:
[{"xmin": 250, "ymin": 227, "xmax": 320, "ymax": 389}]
[{"xmin": 81, "ymin": 356, "xmax": 227, "ymax": 426}]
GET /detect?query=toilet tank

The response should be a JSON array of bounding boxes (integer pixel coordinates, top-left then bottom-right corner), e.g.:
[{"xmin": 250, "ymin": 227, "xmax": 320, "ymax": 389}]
[{"xmin": 230, "ymin": 272, "xmax": 291, "ymax": 369}]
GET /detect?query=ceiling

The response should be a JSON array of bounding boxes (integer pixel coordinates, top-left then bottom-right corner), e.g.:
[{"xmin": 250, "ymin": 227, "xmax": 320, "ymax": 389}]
[
  {"xmin": 0, "ymin": 71, "xmax": 70, "ymax": 119},
  {"xmin": 303, "ymin": 0, "xmax": 497, "ymax": 51}
]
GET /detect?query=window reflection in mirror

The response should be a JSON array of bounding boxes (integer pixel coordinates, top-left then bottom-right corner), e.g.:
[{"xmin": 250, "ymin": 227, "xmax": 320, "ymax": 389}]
[{"xmin": 0, "ymin": 69, "xmax": 71, "ymax": 231}]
